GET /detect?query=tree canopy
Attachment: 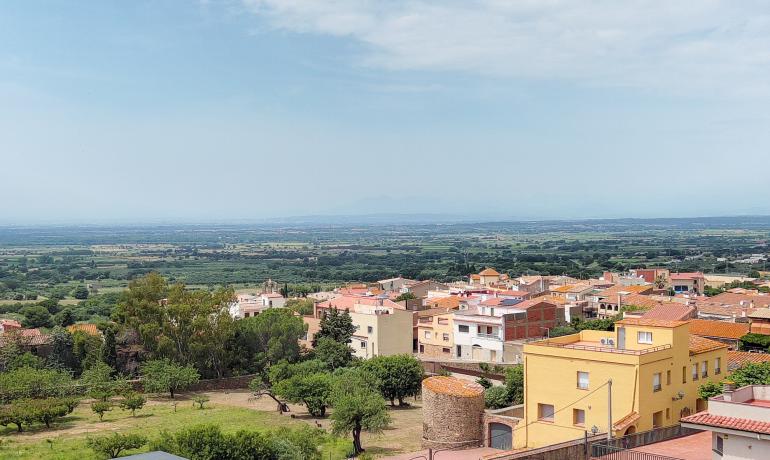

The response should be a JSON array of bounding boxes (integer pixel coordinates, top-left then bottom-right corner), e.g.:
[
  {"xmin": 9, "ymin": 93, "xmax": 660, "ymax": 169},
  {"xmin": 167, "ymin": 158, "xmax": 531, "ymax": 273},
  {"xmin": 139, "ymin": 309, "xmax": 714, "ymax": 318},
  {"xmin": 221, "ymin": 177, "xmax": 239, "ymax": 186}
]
[
  {"xmin": 313, "ymin": 307, "xmax": 355, "ymax": 346},
  {"xmin": 141, "ymin": 358, "xmax": 199, "ymax": 398}
]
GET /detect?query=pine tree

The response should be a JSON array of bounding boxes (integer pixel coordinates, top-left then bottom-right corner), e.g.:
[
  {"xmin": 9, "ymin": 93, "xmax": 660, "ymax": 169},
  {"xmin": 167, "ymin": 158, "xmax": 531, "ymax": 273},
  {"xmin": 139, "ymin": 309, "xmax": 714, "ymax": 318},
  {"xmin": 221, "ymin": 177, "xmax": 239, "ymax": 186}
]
[{"xmin": 100, "ymin": 328, "xmax": 118, "ymax": 371}]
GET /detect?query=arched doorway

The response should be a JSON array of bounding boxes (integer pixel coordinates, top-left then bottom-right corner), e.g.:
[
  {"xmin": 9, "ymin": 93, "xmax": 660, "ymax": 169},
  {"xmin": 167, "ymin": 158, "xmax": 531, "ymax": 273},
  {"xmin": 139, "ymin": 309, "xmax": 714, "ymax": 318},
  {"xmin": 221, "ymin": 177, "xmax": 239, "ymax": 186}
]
[
  {"xmin": 624, "ymin": 426, "xmax": 636, "ymax": 436},
  {"xmin": 489, "ymin": 423, "xmax": 512, "ymax": 450}
]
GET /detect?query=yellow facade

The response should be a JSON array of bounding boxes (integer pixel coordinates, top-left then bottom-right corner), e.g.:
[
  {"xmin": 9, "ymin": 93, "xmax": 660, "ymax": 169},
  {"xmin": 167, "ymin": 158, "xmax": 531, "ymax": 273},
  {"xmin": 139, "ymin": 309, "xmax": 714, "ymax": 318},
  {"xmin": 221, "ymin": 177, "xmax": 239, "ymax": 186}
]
[
  {"xmin": 350, "ymin": 307, "xmax": 414, "ymax": 359},
  {"xmin": 518, "ymin": 319, "xmax": 727, "ymax": 449},
  {"xmin": 418, "ymin": 312, "xmax": 455, "ymax": 358}
]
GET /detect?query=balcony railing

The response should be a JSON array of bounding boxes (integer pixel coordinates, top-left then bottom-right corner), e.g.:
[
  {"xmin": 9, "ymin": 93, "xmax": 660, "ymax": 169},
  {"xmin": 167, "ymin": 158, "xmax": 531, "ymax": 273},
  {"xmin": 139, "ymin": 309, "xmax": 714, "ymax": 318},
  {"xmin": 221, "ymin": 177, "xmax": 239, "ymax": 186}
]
[
  {"xmin": 476, "ymin": 332, "xmax": 501, "ymax": 340},
  {"xmin": 533, "ymin": 342, "xmax": 672, "ymax": 355}
]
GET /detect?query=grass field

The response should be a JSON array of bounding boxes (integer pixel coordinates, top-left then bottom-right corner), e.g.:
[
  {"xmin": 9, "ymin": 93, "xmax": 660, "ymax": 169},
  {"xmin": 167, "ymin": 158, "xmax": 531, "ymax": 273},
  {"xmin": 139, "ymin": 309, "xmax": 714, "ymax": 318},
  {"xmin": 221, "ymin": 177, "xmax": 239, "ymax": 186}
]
[{"xmin": 0, "ymin": 390, "xmax": 423, "ymax": 459}]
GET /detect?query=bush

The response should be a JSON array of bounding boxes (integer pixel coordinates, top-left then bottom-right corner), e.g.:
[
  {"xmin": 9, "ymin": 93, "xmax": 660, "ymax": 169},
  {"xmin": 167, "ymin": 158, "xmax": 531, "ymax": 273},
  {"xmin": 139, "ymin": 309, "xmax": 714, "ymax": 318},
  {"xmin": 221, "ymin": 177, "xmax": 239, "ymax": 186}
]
[
  {"xmin": 91, "ymin": 401, "xmax": 112, "ymax": 421},
  {"xmin": 141, "ymin": 359, "xmax": 199, "ymax": 399},
  {"xmin": 192, "ymin": 395, "xmax": 210, "ymax": 410},
  {"xmin": 119, "ymin": 392, "xmax": 146, "ymax": 416},
  {"xmin": 0, "ymin": 366, "xmax": 75, "ymax": 403},
  {"xmin": 698, "ymin": 381, "xmax": 723, "ymax": 400},
  {"xmin": 484, "ymin": 386, "xmax": 509, "ymax": 409},
  {"xmin": 87, "ymin": 433, "xmax": 147, "ymax": 459}
]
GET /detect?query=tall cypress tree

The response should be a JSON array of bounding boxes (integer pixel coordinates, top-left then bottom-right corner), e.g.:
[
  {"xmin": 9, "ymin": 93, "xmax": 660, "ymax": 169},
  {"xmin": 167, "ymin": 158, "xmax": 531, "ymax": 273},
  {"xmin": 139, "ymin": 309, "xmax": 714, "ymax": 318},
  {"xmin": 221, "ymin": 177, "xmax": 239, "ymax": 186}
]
[{"xmin": 100, "ymin": 328, "xmax": 118, "ymax": 372}]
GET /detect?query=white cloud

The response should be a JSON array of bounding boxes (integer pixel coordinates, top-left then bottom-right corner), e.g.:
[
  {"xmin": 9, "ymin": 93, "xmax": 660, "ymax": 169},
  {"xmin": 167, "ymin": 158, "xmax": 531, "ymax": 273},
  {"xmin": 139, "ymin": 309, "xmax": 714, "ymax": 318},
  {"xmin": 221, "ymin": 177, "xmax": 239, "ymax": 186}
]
[{"xmin": 243, "ymin": 0, "xmax": 770, "ymax": 96}]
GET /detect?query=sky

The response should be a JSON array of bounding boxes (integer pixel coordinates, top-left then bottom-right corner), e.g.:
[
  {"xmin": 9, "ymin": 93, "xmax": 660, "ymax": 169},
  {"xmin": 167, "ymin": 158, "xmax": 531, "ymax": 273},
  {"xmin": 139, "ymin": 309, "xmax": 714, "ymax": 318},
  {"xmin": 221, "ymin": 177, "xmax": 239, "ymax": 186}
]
[{"xmin": 2, "ymin": 1, "xmax": 770, "ymax": 224}]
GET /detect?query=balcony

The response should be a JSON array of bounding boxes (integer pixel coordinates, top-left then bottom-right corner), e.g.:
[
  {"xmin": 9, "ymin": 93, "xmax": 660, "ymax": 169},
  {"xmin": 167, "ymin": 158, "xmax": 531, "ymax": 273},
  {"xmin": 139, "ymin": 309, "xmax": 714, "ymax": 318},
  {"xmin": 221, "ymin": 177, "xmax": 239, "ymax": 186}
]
[{"xmin": 476, "ymin": 332, "xmax": 501, "ymax": 340}]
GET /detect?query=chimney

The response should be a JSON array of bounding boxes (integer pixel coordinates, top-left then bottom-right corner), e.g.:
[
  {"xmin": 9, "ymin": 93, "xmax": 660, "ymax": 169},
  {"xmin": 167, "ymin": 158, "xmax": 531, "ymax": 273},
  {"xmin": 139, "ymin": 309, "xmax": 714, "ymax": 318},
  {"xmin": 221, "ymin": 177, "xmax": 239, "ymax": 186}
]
[{"xmin": 722, "ymin": 381, "xmax": 736, "ymax": 401}]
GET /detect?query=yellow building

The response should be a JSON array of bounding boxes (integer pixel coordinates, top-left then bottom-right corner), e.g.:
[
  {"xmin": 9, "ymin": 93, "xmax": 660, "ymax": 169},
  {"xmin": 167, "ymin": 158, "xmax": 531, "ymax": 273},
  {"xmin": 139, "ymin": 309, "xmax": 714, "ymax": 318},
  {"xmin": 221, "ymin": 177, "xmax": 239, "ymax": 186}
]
[
  {"xmin": 518, "ymin": 318, "xmax": 727, "ymax": 449},
  {"xmin": 417, "ymin": 309, "xmax": 456, "ymax": 358}
]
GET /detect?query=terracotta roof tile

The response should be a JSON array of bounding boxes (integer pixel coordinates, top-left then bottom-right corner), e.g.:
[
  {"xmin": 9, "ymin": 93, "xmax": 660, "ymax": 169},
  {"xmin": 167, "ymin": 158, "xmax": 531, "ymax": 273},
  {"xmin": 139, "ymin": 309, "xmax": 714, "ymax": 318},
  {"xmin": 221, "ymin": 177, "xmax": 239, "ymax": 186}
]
[
  {"xmin": 613, "ymin": 412, "xmax": 640, "ymax": 431},
  {"xmin": 597, "ymin": 285, "xmax": 653, "ymax": 299},
  {"xmin": 727, "ymin": 351, "xmax": 770, "ymax": 370},
  {"xmin": 67, "ymin": 323, "xmax": 101, "ymax": 336},
  {"xmin": 688, "ymin": 319, "xmax": 748, "ymax": 340},
  {"xmin": 615, "ymin": 318, "xmax": 688, "ymax": 328},
  {"xmin": 688, "ymin": 335, "xmax": 728, "ymax": 355},
  {"xmin": 682, "ymin": 411, "xmax": 770, "ymax": 435},
  {"xmin": 640, "ymin": 304, "xmax": 696, "ymax": 321},
  {"xmin": 479, "ymin": 268, "xmax": 500, "ymax": 276},
  {"xmin": 422, "ymin": 376, "xmax": 484, "ymax": 397}
]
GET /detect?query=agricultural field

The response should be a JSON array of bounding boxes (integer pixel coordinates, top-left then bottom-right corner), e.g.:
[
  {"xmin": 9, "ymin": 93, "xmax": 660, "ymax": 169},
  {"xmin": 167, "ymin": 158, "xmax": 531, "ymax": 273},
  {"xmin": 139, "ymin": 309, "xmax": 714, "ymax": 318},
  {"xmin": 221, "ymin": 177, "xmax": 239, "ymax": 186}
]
[{"xmin": 1, "ymin": 216, "xmax": 769, "ymax": 325}]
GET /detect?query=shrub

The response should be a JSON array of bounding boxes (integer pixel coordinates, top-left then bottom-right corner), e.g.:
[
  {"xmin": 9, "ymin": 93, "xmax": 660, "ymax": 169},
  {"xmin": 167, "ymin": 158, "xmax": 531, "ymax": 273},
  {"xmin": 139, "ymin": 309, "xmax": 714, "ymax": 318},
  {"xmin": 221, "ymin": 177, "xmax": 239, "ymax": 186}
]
[
  {"xmin": 119, "ymin": 392, "xmax": 146, "ymax": 416},
  {"xmin": 484, "ymin": 386, "xmax": 509, "ymax": 409},
  {"xmin": 87, "ymin": 433, "xmax": 147, "ymax": 459},
  {"xmin": 91, "ymin": 401, "xmax": 112, "ymax": 421},
  {"xmin": 192, "ymin": 395, "xmax": 210, "ymax": 410}
]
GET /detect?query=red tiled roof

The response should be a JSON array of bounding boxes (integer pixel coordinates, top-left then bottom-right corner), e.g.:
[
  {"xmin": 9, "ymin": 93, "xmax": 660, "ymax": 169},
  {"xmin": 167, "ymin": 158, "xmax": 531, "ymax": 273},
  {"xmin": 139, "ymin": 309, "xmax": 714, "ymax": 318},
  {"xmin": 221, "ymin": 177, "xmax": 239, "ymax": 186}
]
[
  {"xmin": 613, "ymin": 412, "xmax": 640, "ymax": 431},
  {"xmin": 682, "ymin": 411, "xmax": 770, "ymax": 435},
  {"xmin": 640, "ymin": 304, "xmax": 695, "ymax": 321},
  {"xmin": 0, "ymin": 329, "xmax": 51, "ymax": 347},
  {"xmin": 597, "ymin": 285, "xmax": 653, "ymax": 299},
  {"xmin": 0, "ymin": 319, "xmax": 22, "ymax": 328},
  {"xmin": 727, "ymin": 351, "xmax": 770, "ymax": 370},
  {"xmin": 615, "ymin": 318, "xmax": 688, "ymax": 328},
  {"xmin": 688, "ymin": 319, "xmax": 748, "ymax": 340},
  {"xmin": 479, "ymin": 268, "xmax": 500, "ymax": 276},
  {"xmin": 688, "ymin": 335, "xmax": 728, "ymax": 355}
]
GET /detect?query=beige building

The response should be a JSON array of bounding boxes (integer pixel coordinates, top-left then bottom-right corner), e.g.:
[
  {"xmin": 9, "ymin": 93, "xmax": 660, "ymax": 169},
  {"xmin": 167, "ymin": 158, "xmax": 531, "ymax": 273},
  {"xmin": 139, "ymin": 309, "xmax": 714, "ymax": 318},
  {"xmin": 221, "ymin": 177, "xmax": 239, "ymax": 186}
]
[
  {"xmin": 314, "ymin": 296, "xmax": 413, "ymax": 358},
  {"xmin": 417, "ymin": 309, "xmax": 456, "ymax": 358},
  {"xmin": 682, "ymin": 384, "xmax": 770, "ymax": 459}
]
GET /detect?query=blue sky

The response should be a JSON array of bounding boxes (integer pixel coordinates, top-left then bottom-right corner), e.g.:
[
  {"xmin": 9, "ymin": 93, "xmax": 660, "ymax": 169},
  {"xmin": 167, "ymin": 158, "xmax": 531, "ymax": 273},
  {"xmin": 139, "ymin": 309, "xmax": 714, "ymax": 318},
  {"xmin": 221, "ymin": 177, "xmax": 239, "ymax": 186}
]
[{"xmin": 2, "ymin": 1, "xmax": 770, "ymax": 223}]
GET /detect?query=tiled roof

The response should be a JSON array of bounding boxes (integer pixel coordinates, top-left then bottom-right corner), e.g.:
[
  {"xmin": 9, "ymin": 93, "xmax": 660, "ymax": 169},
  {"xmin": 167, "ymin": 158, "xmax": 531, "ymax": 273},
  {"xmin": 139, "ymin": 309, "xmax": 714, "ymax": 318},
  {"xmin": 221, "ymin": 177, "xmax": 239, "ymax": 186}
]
[
  {"xmin": 0, "ymin": 329, "xmax": 51, "ymax": 347},
  {"xmin": 688, "ymin": 319, "xmax": 748, "ymax": 340},
  {"xmin": 597, "ymin": 284, "xmax": 653, "ymax": 299},
  {"xmin": 682, "ymin": 411, "xmax": 770, "ymax": 435},
  {"xmin": 620, "ymin": 294, "xmax": 685, "ymax": 311},
  {"xmin": 423, "ymin": 376, "xmax": 484, "ymax": 397},
  {"xmin": 615, "ymin": 318, "xmax": 688, "ymax": 328},
  {"xmin": 688, "ymin": 336, "xmax": 728, "ymax": 355},
  {"xmin": 700, "ymin": 292, "xmax": 770, "ymax": 308},
  {"xmin": 417, "ymin": 307, "xmax": 455, "ymax": 318},
  {"xmin": 0, "ymin": 319, "xmax": 22, "ymax": 328},
  {"xmin": 479, "ymin": 268, "xmax": 500, "ymax": 276},
  {"xmin": 727, "ymin": 351, "xmax": 770, "ymax": 370},
  {"xmin": 423, "ymin": 296, "xmax": 460, "ymax": 309},
  {"xmin": 510, "ymin": 298, "xmax": 559, "ymax": 311},
  {"xmin": 552, "ymin": 283, "xmax": 591, "ymax": 293},
  {"xmin": 67, "ymin": 323, "xmax": 101, "ymax": 336},
  {"xmin": 470, "ymin": 274, "xmax": 481, "ymax": 280},
  {"xmin": 748, "ymin": 308, "xmax": 770, "ymax": 319},
  {"xmin": 640, "ymin": 304, "xmax": 695, "ymax": 321},
  {"xmin": 613, "ymin": 412, "xmax": 640, "ymax": 431}
]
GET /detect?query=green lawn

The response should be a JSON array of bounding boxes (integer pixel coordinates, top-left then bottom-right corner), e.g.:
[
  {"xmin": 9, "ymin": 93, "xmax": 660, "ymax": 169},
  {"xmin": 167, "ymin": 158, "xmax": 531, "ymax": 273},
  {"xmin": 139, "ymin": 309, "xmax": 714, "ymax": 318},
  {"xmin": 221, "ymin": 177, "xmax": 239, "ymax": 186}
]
[{"xmin": 0, "ymin": 398, "xmax": 350, "ymax": 460}]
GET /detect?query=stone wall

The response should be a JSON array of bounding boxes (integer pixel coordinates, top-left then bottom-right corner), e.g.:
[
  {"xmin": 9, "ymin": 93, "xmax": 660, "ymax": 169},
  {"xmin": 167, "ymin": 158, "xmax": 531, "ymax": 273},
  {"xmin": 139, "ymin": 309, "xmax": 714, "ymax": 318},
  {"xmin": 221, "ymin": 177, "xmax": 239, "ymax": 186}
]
[
  {"xmin": 422, "ymin": 380, "xmax": 485, "ymax": 449},
  {"xmin": 129, "ymin": 374, "xmax": 257, "ymax": 393}
]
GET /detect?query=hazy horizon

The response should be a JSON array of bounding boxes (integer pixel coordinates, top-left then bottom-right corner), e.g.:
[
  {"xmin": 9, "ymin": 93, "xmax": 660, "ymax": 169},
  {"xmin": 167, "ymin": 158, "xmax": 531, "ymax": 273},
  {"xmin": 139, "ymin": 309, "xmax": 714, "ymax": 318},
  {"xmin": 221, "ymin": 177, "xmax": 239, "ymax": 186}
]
[{"xmin": 3, "ymin": 1, "xmax": 770, "ymax": 223}]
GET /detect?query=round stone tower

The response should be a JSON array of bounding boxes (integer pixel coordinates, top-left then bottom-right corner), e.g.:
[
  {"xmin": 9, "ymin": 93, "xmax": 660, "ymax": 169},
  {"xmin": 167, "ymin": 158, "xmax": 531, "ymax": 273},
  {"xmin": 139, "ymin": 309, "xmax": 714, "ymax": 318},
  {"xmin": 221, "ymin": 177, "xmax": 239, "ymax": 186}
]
[{"xmin": 422, "ymin": 376, "xmax": 485, "ymax": 449}]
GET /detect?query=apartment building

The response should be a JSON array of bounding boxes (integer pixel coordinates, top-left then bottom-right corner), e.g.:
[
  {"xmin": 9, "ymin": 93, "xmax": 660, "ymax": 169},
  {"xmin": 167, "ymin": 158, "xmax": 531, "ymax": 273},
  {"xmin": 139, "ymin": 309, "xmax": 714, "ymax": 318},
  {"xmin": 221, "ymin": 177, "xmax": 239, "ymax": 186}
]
[
  {"xmin": 682, "ymin": 384, "xmax": 770, "ymax": 459},
  {"xmin": 314, "ymin": 296, "xmax": 413, "ymax": 358},
  {"xmin": 592, "ymin": 285, "xmax": 654, "ymax": 318},
  {"xmin": 229, "ymin": 292, "xmax": 286, "ymax": 318},
  {"xmin": 453, "ymin": 298, "xmax": 560, "ymax": 363},
  {"xmin": 517, "ymin": 318, "xmax": 727, "ymax": 449}
]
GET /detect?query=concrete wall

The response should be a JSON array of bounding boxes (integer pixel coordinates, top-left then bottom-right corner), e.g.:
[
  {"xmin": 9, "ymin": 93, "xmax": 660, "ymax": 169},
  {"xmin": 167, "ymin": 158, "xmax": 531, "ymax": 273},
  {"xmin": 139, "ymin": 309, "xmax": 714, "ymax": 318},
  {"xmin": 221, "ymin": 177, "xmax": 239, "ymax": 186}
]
[{"xmin": 723, "ymin": 433, "xmax": 770, "ymax": 460}]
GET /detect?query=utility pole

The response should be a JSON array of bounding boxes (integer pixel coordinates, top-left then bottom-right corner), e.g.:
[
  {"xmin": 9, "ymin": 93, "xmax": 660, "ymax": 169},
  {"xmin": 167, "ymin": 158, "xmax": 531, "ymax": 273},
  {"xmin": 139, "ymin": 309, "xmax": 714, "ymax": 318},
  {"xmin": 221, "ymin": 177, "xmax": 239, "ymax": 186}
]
[{"xmin": 607, "ymin": 379, "xmax": 613, "ymax": 442}]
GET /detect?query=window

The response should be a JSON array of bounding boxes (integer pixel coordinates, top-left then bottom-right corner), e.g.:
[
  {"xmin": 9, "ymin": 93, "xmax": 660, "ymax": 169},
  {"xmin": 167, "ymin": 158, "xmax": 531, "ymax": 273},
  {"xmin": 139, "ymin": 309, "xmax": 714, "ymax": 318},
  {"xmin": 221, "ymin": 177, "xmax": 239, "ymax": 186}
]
[
  {"xmin": 537, "ymin": 403, "xmax": 555, "ymax": 422},
  {"xmin": 715, "ymin": 358, "xmax": 721, "ymax": 375},
  {"xmin": 666, "ymin": 408, "xmax": 670, "ymax": 419},
  {"xmin": 459, "ymin": 325, "xmax": 469, "ymax": 333},
  {"xmin": 577, "ymin": 372, "xmax": 589, "ymax": 390},
  {"xmin": 419, "ymin": 344, "xmax": 424, "ymax": 353},
  {"xmin": 490, "ymin": 308, "xmax": 495, "ymax": 316},
  {"xmin": 573, "ymin": 409, "xmax": 585, "ymax": 426},
  {"xmin": 692, "ymin": 364, "xmax": 699, "ymax": 381},
  {"xmin": 715, "ymin": 435, "xmax": 723, "ymax": 455},
  {"xmin": 360, "ymin": 341, "xmax": 366, "ymax": 348},
  {"xmin": 682, "ymin": 366, "xmax": 687, "ymax": 383},
  {"xmin": 701, "ymin": 361, "xmax": 708, "ymax": 378},
  {"xmin": 637, "ymin": 331, "xmax": 653, "ymax": 344},
  {"xmin": 456, "ymin": 345, "xmax": 462, "ymax": 356},
  {"xmin": 442, "ymin": 333, "xmax": 450, "ymax": 342},
  {"xmin": 424, "ymin": 331, "xmax": 431, "ymax": 339},
  {"xmin": 653, "ymin": 373, "xmax": 662, "ymax": 392},
  {"xmin": 652, "ymin": 411, "xmax": 663, "ymax": 428},
  {"xmin": 666, "ymin": 370, "xmax": 671, "ymax": 385},
  {"xmin": 442, "ymin": 347, "xmax": 450, "ymax": 354},
  {"xmin": 367, "ymin": 326, "xmax": 373, "ymax": 334}
]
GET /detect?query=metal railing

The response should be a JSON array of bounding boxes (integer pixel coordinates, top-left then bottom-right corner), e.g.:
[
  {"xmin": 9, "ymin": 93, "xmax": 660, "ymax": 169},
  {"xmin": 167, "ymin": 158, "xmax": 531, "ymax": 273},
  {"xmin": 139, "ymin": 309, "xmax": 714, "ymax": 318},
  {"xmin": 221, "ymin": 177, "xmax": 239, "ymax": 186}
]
[
  {"xmin": 591, "ymin": 445, "xmax": 684, "ymax": 460},
  {"xmin": 476, "ymin": 332, "xmax": 502, "ymax": 340},
  {"xmin": 590, "ymin": 425, "xmax": 700, "ymax": 459},
  {"xmin": 533, "ymin": 342, "xmax": 672, "ymax": 355}
]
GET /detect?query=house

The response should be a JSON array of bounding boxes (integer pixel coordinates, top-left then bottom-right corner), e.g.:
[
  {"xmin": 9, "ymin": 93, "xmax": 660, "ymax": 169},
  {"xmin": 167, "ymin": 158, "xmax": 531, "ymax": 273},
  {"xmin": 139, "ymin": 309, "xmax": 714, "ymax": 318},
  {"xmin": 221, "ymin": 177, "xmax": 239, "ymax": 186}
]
[
  {"xmin": 748, "ymin": 308, "xmax": 770, "ymax": 335},
  {"xmin": 417, "ymin": 308, "xmax": 456, "ymax": 358},
  {"xmin": 695, "ymin": 292, "xmax": 770, "ymax": 321},
  {"xmin": 452, "ymin": 298, "xmax": 560, "ymax": 363},
  {"xmin": 0, "ymin": 328, "xmax": 52, "ymax": 355},
  {"xmin": 299, "ymin": 315, "xmax": 320, "ymax": 349},
  {"xmin": 229, "ymin": 292, "xmax": 287, "ymax": 318},
  {"xmin": 670, "ymin": 272, "xmax": 706, "ymax": 295},
  {"xmin": 314, "ymin": 296, "xmax": 413, "ymax": 358},
  {"xmin": 687, "ymin": 319, "xmax": 748, "ymax": 350},
  {"xmin": 550, "ymin": 283, "xmax": 594, "ymax": 302},
  {"xmin": 470, "ymin": 268, "xmax": 507, "ymax": 287},
  {"xmin": 681, "ymin": 384, "xmax": 770, "ymax": 459},
  {"xmin": 402, "ymin": 280, "xmax": 449, "ymax": 299},
  {"xmin": 638, "ymin": 303, "xmax": 696, "ymax": 321},
  {"xmin": 517, "ymin": 319, "xmax": 727, "ymax": 449},
  {"xmin": 513, "ymin": 276, "xmax": 549, "ymax": 295},
  {"xmin": 0, "ymin": 319, "xmax": 22, "ymax": 334},
  {"xmin": 631, "ymin": 268, "xmax": 670, "ymax": 286},
  {"xmin": 592, "ymin": 285, "xmax": 654, "ymax": 317},
  {"xmin": 377, "ymin": 277, "xmax": 417, "ymax": 292}
]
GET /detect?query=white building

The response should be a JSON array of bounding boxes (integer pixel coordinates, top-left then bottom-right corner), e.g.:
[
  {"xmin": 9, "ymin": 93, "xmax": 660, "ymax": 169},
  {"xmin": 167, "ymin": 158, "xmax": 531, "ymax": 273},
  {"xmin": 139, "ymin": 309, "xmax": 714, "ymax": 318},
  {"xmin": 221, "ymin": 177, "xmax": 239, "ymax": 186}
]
[
  {"xmin": 229, "ymin": 292, "xmax": 286, "ymax": 318},
  {"xmin": 682, "ymin": 384, "xmax": 770, "ymax": 459}
]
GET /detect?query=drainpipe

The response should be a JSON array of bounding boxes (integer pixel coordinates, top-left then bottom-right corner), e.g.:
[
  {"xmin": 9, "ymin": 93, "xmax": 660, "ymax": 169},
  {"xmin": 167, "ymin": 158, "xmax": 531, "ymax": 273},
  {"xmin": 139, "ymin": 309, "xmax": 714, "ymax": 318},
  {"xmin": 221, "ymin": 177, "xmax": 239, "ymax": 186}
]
[{"xmin": 607, "ymin": 379, "xmax": 613, "ymax": 442}]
